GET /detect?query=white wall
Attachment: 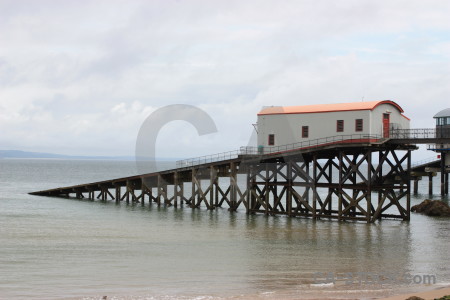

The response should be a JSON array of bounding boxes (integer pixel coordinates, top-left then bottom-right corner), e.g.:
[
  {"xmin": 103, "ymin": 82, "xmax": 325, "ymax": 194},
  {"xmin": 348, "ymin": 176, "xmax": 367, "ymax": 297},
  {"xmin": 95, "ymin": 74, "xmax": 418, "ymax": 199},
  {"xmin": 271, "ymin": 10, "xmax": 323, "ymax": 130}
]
[
  {"xmin": 257, "ymin": 110, "xmax": 371, "ymax": 147},
  {"xmin": 370, "ymin": 103, "xmax": 410, "ymax": 135},
  {"xmin": 257, "ymin": 103, "xmax": 410, "ymax": 147}
]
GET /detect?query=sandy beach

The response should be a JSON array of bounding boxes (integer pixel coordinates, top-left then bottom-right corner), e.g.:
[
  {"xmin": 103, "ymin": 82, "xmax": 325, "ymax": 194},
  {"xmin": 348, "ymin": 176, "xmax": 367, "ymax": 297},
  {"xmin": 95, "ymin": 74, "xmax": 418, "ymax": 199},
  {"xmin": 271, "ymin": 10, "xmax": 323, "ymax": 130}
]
[{"xmin": 380, "ymin": 286, "xmax": 450, "ymax": 300}]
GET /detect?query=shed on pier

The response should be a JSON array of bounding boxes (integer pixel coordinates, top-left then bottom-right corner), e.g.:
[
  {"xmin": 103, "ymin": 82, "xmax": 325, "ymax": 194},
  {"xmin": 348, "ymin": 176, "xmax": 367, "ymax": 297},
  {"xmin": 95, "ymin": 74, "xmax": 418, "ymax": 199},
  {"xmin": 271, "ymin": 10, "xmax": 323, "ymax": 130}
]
[
  {"xmin": 432, "ymin": 108, "xmax": 450, "ymax": 166},
  {"xmin": 256, "ymin": 100, "xmax": 409, "ymax": 148},
  {"xmin": 434, "ymin": 108, "xmax": 450, "ymax": 136}
]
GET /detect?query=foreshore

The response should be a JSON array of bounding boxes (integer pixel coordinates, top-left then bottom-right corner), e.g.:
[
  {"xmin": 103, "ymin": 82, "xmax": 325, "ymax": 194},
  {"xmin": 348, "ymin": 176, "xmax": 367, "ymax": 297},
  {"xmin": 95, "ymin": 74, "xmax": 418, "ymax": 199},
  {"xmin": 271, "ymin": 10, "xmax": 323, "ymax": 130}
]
[
  {"xmin": 59, "ymin": 285, "xmax": 450, "ymax": 300},
  {"xmin": 379, "ymin": 285, "xmax": 450, "ymax": 300}
]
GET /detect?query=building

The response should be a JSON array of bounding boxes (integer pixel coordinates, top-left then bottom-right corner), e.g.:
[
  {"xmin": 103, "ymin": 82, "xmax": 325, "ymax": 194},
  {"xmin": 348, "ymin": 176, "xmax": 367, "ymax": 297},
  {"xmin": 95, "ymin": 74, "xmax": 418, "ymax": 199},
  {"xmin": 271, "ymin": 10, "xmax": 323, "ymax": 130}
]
[
  {"xmin": 256, "ymin": 100, "xmax": 410, "ymax": 148},
  {"xmin": 432, "ymin": 108, "xmax": 450, "ymax": 166},
  {"xmin": 434, "ymin": 108, "xmax": 450, "ymax": 138}
]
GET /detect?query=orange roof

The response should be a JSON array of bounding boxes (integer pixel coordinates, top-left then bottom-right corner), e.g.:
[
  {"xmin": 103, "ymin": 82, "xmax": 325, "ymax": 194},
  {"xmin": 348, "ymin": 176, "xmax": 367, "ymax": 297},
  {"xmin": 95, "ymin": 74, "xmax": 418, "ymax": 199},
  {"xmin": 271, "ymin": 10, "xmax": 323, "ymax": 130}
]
[{"xmin": 258, "ymin": 100, "xmax": 404, "ymax": 116}]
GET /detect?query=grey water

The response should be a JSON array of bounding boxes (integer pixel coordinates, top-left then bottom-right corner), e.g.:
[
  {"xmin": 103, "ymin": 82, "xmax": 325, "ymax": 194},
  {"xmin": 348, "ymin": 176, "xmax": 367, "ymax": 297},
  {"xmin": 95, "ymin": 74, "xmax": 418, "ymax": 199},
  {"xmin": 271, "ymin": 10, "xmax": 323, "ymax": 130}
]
[{"xmin": 0, "ymin": 159, "xmax": 449, "ymax": 300}]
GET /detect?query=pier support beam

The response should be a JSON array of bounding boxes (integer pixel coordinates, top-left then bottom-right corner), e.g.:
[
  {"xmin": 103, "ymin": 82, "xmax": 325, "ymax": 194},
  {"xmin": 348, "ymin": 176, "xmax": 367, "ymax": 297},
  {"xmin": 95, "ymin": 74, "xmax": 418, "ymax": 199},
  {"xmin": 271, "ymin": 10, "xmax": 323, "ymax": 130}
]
[
  {"xmin": 413, "ymin": 178, "xmax": 419, "ymax": 195},
  {"xmin": 229, "ymin": 162, "xmax": 238, "ymax": 212},
  {"xmin": 157, "ymin": 175, "xmax": 165, "ymax": 206},
  {"xmin": 115, "ymin": 185, "xmax": 121, "ymax": 204},
  {"xmin": 446, "ymin": 172, "xmax": 449, "ymax": 195},
  {"xmin": 441, "ymin": 153, "xmax": 446, "ymax": 196},
  {"xmin": 173, "ymin": 172, "xmax": 179, "ymax": 208},
  {"xmin": 406, "ymin": 150, "xmax": 411, "ymax": 221},
  {"xmin": 429, "ymin": 173, "xmax": 433, "ymax": 195},
  {"xmin": 140, "ymin": 181, "xmax": 145, "ymax": 206},
  {"xmin": 287, "ymin": 160, "xmax": 293, "ymax": 217}
]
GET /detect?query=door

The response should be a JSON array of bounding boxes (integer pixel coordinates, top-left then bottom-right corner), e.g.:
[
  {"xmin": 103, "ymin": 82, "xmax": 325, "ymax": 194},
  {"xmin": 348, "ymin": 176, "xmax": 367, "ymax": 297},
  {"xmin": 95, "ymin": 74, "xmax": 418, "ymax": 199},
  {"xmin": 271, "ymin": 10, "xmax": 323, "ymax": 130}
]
[{"xmin": 383, "ymin": 113, "xmax": 390, "ymax": 138}]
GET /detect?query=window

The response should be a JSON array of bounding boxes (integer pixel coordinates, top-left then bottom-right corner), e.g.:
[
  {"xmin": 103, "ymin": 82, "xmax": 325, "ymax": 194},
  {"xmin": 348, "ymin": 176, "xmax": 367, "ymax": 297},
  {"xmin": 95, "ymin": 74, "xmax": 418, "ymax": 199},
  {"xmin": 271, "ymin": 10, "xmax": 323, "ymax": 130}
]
[
  {"xmin": 438, "ymin": 117, "xmax": 450, "ymax": 125},
  {"xmin": 337, "ymin": 120, "xmax": 344, "ymax": 132},
  {"xmin": 268, "ymin": 134, "xmax": 275, "ymax": 145},
  {"xmin": 302, "ymin": 126, "xmax": 309, "ymax": 138},
  {"xmin": 355, "ymin": 119, "xmax": 363, "ymax": 132},
  {"xmin": 437, "ymin": 118, "xmax": 445, "ymax": 126}
]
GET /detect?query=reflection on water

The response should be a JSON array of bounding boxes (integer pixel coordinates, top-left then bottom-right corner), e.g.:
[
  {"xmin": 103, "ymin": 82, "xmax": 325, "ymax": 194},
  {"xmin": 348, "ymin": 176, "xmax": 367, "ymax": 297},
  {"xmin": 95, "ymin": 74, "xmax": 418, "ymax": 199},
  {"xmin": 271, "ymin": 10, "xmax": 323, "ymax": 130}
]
[{"xmin": 0, "ymin": 159, "xmax": 449, "ymax": 300}]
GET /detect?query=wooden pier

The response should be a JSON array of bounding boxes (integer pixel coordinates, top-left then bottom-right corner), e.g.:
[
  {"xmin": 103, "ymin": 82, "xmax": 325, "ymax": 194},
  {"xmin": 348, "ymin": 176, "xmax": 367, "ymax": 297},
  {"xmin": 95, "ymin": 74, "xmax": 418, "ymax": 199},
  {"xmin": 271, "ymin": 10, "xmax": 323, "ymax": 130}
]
[{"xmin": 30, "ymin": 129, "xmax": 450, "ymax": 223}]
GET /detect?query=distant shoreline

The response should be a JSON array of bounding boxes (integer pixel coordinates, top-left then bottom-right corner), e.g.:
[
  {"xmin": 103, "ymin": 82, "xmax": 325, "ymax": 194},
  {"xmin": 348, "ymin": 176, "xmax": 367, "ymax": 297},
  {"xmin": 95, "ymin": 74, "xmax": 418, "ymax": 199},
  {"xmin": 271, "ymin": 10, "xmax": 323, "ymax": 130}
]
[
  {"xmin": 1, "ymin": 157, "xmax": 134, "ymax": 161},
  {"xmin": 0, "ymin": 150, "xmax": 179, "ymax": 161}
]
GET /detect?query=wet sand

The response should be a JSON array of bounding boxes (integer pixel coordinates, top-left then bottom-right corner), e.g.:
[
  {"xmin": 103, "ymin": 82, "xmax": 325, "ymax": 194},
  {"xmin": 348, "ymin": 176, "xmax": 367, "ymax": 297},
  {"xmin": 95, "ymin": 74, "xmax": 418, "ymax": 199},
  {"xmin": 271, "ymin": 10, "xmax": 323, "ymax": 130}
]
[
  {"xmin": 60, "ymin": 286, "xmax": 450, "ymax": 300},
  {"xmin": 379, "ymin": 285, "xmax": 450, "ymax": 300}
]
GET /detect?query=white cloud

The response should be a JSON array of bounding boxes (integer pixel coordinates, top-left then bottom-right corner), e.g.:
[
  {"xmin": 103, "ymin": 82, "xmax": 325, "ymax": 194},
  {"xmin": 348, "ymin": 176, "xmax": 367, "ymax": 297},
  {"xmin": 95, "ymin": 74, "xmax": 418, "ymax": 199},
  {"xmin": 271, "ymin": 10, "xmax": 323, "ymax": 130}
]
[{"xmin": 0, "ymin": 0, "xmax": 450, "ymax": 159}]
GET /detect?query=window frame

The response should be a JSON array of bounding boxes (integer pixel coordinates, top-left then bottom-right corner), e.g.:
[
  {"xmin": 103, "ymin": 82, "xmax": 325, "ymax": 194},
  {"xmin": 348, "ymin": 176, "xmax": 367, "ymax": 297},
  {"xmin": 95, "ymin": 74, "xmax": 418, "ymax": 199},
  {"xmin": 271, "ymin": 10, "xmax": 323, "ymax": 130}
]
[
  {"xmin": 268, "ymin": 134, "xmax": 275, "ymax": 146},
  {"xmin": 336, "ymin": 120, "xmax": 344, "ymax": 132},
  {"xmin": 302, "ymin": 126, "xmax": 309, "ymax": 138},
  {"xmin": 355, "ymin": 119, "xmax": 363, "ymax": 132}
]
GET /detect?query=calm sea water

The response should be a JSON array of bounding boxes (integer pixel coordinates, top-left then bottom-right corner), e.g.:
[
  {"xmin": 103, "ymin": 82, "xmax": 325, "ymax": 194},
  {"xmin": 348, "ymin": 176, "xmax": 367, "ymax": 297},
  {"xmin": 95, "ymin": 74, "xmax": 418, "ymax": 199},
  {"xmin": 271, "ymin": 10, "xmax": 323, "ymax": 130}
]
[{"xmin": 0, "ymin": 159, "xmax": 449, "ymax": 300}]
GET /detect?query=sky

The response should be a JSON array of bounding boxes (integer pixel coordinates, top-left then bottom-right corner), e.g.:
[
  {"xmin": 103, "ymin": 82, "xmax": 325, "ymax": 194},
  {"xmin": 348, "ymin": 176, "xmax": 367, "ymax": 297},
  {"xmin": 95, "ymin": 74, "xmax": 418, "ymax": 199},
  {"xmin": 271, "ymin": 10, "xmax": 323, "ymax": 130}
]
[{"xmin": 1, "ymin": 0, "xmax": 450, "ymax": 160}]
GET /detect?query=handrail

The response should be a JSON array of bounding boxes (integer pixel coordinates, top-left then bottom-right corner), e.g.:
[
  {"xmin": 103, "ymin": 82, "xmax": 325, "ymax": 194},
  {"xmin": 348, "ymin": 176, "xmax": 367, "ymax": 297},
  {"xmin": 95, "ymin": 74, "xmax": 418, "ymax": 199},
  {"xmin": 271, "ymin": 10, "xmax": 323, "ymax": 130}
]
[
  {"xmin": 176, "ymin": 128, "xmax": 450, "ymax": 168},
  {"xmin": 427, "ymin": 144, "xmax": 450, "ymax": 151},
  {"xmin": 390, "ymin": 128, "xmax": 450, "ymax": 139},
  {"xmin": 244, "ymin": 134, "xmax": 382, "ymax": 155},
  {"xmin": 176, "ymin": 134, "xmax": 383, "ymax": 168}
]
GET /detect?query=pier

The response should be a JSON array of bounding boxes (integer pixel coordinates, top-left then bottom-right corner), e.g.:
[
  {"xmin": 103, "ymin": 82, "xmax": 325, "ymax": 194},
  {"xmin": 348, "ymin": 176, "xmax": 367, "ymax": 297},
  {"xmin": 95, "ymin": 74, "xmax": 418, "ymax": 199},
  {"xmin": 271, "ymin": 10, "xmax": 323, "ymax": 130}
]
[{"xmin": 30, "ymin": 128, "xmax": 450, "ymax": 223}]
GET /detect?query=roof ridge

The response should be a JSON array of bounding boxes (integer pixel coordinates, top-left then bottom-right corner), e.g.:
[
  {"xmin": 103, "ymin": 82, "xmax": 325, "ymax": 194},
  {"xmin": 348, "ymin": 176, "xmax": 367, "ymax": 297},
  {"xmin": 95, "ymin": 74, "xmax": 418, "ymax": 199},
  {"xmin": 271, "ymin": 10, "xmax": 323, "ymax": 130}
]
[{"xmin": 258, "ymin": 100, "xmax": 404, "ymax": 116}]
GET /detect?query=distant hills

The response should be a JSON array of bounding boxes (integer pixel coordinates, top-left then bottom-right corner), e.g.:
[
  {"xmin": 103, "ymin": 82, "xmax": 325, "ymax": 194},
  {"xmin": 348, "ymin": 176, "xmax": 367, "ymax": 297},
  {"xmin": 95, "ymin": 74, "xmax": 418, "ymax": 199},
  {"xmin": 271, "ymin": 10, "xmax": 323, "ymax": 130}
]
[
  {"xmin": 0, "ymin": 150, "xmax": 180, "ymax": 161},
  {"xmin": 0, "ymin": 150, "xmax": 135, "ymax": 160}
]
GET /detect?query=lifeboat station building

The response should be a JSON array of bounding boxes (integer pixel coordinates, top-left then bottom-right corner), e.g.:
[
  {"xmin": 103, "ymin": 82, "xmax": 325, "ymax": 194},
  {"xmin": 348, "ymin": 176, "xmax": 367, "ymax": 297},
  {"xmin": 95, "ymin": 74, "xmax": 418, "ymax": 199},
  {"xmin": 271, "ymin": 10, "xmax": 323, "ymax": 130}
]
[{"xmin": 256, "ymin": 100, "xmax": 410, "ymax": 148}]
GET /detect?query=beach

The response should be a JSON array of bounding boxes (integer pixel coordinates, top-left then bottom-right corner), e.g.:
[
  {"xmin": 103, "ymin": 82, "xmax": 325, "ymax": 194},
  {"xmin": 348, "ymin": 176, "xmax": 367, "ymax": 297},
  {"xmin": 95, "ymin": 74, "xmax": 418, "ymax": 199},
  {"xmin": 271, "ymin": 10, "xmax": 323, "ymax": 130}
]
[{"xmin": 380, "ymin": 285, "xmax": 450, "ymax": 300}]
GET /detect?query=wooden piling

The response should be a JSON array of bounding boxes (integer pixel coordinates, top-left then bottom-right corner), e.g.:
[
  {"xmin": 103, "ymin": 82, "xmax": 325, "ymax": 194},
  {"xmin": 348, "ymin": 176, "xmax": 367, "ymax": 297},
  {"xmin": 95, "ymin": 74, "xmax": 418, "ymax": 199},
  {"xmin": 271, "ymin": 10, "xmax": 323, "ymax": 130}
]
[
  {"xmin": 230, "ymin": 162, "xmax": 238, "ymax": 212},
  {"xmin": 191, "ymin": 168, "xmax": 196, "ymax": 208},
  {"xmin": 414, "ymin": 178, "xmax": 419, "ymax": 195},
  {"xmin": 174, "ymin": 172, "xmax": 178, "ymax": 208},
  {"xmin": 441, "ymin": 153, "xmax": 446, "ymax": 196},
  {"xmin": 429, "ymin": 173, "xmax": 433, "ymax": 195},
  {"xmin": 209, "ymin": 166, "xmax": 214, "ymax": 209},
  {"xmin": 446, "ymin": 172, "xmax": 449, "ymax": 195},
  {"xmin": 406, "ymin": 150, "xmax": 411, "ymax": 221}
]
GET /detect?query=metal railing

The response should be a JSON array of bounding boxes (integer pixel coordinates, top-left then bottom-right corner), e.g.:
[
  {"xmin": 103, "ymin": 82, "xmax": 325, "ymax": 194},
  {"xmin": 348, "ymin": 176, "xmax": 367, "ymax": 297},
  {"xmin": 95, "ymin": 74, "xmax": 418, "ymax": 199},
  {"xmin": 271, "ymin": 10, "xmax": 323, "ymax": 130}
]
[
  {"xmin": 390, "ymin": 128, "xmax": 450, "ymax": 139},
  {"xmin": 175, "ymin": 148, "xmax": 255, "ymax": 168},
  {"xmin": 176, "ymin": 134, "xmax": 383, "ymax": 168},
  {"xmin": 176, "ymin": 128, "xmax": 450, "ymax": 168},
  {"xmin": 243, "ymin": 134, "xmax": 382, "ymax": 155},
  {"xmin": 427, "ymin": 144, "xmax": 450, "ymax": 151}
]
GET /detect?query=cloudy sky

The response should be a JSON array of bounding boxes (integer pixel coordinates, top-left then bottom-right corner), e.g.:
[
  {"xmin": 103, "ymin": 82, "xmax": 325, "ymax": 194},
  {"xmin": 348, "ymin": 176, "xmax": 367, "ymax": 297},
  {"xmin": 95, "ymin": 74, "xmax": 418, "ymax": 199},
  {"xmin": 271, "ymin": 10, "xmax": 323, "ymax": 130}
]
[{"xmin": 1, "ymin": 0, "xmax": 450, "ymax": 159}]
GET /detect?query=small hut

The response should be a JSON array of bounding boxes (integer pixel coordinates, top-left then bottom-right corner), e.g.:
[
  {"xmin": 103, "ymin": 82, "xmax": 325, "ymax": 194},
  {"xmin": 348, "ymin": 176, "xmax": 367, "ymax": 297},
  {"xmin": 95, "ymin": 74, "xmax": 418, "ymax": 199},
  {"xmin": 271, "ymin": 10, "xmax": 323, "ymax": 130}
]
[{"xmin": 256, "ymin": 100, "xmax": 409, "ymax": 148}]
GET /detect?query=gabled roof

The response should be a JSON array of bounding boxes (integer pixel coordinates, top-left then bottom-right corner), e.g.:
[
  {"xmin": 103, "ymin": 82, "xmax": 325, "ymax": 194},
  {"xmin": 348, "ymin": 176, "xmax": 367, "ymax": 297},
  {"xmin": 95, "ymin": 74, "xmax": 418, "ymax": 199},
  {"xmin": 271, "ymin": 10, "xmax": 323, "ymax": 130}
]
[
  {"xmin": 434, "ymin": 108, "xmax": 450, "ymax": 118},
  {"xmin": 258, "ymin": 100, "xmax": 404, "ymax": 116}
]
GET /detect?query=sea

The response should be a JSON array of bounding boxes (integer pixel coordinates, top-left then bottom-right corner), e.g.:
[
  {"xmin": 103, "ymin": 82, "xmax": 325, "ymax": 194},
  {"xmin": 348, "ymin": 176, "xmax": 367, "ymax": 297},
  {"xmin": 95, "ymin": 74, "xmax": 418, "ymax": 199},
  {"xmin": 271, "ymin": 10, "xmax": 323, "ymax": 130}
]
[{"xmin": 0, "ymin": 159, "xmax": 449, "ymax": 300}]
